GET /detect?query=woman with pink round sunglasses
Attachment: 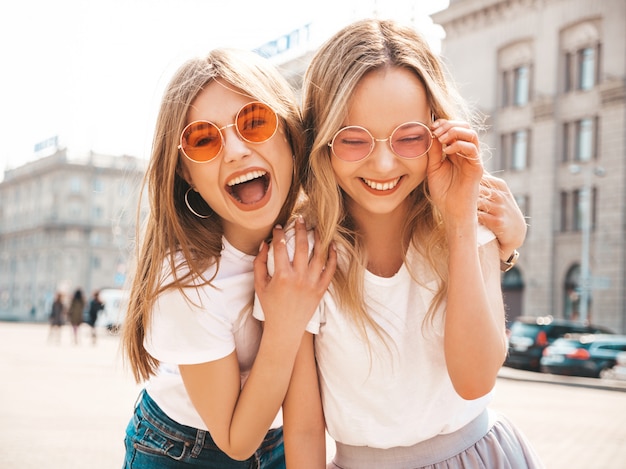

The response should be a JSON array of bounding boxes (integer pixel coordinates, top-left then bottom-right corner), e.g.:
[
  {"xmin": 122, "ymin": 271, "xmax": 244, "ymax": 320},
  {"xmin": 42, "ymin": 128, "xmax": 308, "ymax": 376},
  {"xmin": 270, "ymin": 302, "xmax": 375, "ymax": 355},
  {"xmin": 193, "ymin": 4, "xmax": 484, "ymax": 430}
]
[
  {"xmin": 294, "ymin": 19, "xmax": 541, "ymax": 468},
  {"xmin": 121, "ymin": 48, "xmax": 335, "ymax": 468}
]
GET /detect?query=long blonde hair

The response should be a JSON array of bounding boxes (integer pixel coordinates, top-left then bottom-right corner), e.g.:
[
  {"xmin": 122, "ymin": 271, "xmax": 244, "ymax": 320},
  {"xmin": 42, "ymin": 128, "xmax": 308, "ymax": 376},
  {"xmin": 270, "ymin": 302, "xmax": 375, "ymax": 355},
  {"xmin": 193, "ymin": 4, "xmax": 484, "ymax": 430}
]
[
  {"xmin": 123, "ymin": 48, "xmax": 305, "ymax": 382},
  {"xmin": 302, "ymin": 19, "xmax": 483, "ymax": 335}
]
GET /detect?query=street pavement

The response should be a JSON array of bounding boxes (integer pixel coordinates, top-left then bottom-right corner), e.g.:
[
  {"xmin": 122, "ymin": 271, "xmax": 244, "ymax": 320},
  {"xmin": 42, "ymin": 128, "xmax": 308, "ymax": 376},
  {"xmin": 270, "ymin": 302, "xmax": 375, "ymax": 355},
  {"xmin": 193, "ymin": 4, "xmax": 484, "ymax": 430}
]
[{"xmin": 1, "ymin": 321, "xmax": 625, "ymax": 468}]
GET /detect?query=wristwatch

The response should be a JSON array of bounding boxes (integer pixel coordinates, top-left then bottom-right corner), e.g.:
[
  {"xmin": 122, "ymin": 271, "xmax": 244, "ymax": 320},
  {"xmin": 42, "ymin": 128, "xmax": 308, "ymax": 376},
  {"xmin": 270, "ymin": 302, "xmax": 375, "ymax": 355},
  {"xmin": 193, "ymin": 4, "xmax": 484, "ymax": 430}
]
[{"xmin": 500, "ymin": 250, "xmax": 519, "ymax": 272}]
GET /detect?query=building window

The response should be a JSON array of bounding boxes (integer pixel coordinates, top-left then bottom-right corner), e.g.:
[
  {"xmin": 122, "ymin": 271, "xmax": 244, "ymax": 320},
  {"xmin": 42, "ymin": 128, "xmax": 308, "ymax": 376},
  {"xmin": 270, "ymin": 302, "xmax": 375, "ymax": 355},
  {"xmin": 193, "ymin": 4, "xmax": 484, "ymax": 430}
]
[
  {"xmin": 590, "ymin": 187, "xmax": 598, "ymax": 230},
  {"xmin": 511, "ymin": 130, "xmax": 529, "ymax": 170},
  {"xmin": 575, "ymin": 118, "xmax": 594, "ymax": 162},
  {"xmin": 501, "ymin": 64, "xmax": 531, "ymax": 107},
  {"xmin": 559, "ymin": 191, "xmax": 569, "ymax": 232},
  {"xmin": 563, "ymin": 117, "xmax": 598, "ymax": 162},
  {"xmin": 93, "ymin": 178, "xmax": 104, "ymax": 193},
  {"xmin": 565, "ymin": 187, "xmax": 597, "ymax": 232},
  {"xmin": 513, "ymin": 65, "xmax": 530, "ymax": 105},
  {"xmin": 70, "ymin": 177, "xmax": 81, "ymax": 193},
  {"xmin": 500, "ymin": 130, "xmax": 530, "ymax": 171},
  {"xmin": 498, "ymin": 40, "xmax": 533, "ymax": 109},
  {"xmin": 562, "ymin": 123, "xmax": 570, "ymax": 163},
  {"xmin": 578, "ymin": 47, "xmax": 596, "ymax": 90},
  {"xmin": 91, "ymin": 231, "xmax": 103, "ymax": 246},
  {"xmin": 573, "ymin": 189, "xmax": 583, "ymax": 231},
  {"xmin": 565, "ymin": 45, "xmax": 600, "ymax": 91}
]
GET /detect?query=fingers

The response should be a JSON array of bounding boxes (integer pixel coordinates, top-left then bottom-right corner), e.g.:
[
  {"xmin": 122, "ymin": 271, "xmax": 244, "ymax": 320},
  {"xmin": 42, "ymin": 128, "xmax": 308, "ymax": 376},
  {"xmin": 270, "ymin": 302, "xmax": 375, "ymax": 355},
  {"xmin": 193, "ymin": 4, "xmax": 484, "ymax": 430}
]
[
  {"xmin": 291, "ymin": 216, "xmax": 310, "ymax": 266},
  {"xmin": 481, "ymin": 173, "xmax": 507, "ymax": 191},
  {"xmin": 478, "ymin": 187, "xmax": 495, "ymax": 214},
  {"xmin": 262, "ymin": 218, "xmax": 335, "ymax": 286},
  {"xmin": 253, "ymin": 240, "xmax": 270, "ymax": 288},
  {"xmin": 270, "ymin": 224, "xmax": 290, "ymax": 273},
  {"xmin": 477, "ymin": 177, "xmax": 512, "ymax": 216},
  {"xmin": 431, "ymin": 120, "xmax": 480, "ymax": 162},
  {"xmin": 289, "ymin": 220, "xmax": 336, "ymax": 289},
  {"xmin": 477, "ymin": 189, "xmax": 504, "ymax": 218}
]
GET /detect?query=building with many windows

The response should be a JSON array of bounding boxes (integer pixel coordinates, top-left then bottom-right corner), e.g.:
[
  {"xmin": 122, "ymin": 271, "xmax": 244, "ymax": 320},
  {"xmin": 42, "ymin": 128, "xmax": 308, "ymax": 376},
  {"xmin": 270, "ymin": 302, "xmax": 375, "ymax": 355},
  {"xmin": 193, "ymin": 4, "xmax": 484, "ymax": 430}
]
[
  {"xmin": 2, "ymin": 0, "xmax": 624, "ymax": 332},
  {"xmin": 432, "ymin": 0, "xmax": 626, "ymax": 332},
  {"xmin": 261, "ymin": 0, "xmax": 625, "ymax": 332},
  {"xmin": 0, "ymin": 149, "xmax": 146, "ymax": 320}
]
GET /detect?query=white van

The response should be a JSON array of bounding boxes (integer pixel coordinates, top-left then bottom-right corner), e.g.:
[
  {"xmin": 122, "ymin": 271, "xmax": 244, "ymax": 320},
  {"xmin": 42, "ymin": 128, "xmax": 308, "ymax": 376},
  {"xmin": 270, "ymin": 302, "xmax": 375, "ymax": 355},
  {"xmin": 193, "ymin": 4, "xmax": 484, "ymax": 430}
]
[{"xmin": 95, "ymin": 288, "xmax": 129, "ymax": 333}]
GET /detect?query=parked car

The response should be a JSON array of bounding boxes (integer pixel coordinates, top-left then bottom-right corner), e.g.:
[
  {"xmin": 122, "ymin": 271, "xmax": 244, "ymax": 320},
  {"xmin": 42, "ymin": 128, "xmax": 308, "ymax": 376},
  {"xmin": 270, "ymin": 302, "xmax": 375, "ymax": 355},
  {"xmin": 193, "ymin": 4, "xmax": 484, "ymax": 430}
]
[
  {"xmin": 540, "ymin": 334, "xmax": 626, "ymax": 378},
  {"xmin": 600, "ymin": 351, "xmax": 626, "ymax": 381},
  {"xmin": 95, "ymin": 288, "xmax": 128, "ymax": 334},
  {"xmin": 504, "ymin": 316, "xmax": 614, "ymax": 372}
]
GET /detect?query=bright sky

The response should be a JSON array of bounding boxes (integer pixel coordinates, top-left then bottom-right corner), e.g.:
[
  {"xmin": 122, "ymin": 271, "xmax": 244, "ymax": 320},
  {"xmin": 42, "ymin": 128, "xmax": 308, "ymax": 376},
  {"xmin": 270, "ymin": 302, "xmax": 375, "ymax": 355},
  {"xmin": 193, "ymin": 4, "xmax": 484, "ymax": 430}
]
[{"xmin": 0, "ymin": 0, "xmax": 448, "ymax": 180}]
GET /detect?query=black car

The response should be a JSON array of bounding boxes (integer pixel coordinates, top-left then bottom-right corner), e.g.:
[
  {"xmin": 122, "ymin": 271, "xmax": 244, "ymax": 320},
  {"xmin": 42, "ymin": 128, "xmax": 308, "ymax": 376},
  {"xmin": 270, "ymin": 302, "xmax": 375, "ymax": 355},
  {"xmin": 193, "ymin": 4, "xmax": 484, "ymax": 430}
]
[
  {"xmin": 540, "ymin": 334, "xmax": 626, "ymax": 378},
  {"xmin": 504, "ymin": 316, "xmax": 614, "ymax": 372}
]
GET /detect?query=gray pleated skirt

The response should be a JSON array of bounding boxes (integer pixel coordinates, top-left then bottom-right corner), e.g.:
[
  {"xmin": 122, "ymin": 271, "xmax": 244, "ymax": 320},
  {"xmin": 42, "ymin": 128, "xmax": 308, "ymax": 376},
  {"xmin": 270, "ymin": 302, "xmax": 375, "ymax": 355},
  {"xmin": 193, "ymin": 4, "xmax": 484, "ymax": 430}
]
[{"xmin": 327, "ymin": 409, "xmax": 544, "ymax": 469}]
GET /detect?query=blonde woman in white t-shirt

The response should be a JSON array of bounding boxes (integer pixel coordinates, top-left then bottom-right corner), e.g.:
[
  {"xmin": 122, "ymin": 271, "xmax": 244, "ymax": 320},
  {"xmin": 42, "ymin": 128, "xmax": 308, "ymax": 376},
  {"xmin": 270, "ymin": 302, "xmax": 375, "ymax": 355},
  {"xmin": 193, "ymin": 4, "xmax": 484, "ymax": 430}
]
[
  {"xmin": 297, "ymin": 19, "xmax": 543, "ymax": 468},
  {"xmin": 121, "ymin": 48, "xmax": 335, "ymax": 469}
]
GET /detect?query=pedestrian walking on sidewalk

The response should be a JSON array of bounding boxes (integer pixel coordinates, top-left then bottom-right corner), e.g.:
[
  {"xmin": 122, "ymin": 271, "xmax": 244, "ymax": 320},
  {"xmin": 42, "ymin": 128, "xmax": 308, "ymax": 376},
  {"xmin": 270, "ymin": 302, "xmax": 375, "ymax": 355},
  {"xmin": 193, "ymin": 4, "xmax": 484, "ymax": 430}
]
[
  {"xmin": 47, "ymin": 292, "xmax": 66, "ymax": 344},
  {"xmin": 67, "ymin": 288, "xmax": 85, "ymax": 345},
  {"xmin": 87, "ymin": 290, "xmax": 105, "ymax": 345}
]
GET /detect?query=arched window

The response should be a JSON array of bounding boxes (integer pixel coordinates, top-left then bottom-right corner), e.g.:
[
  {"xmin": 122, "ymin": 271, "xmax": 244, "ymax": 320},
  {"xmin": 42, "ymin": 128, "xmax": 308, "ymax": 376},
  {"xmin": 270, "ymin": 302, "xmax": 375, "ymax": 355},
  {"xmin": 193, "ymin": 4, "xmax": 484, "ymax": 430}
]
[
  {"xmin": 502, "ymin": 267, "xmax": 524, "ymax": 290},
  {"xmin": 502, "ymin": 267, "xmax": 524, "ymax": 325},
  {"xmin": 561, "ymin": 19, "xmax": 602, "ymax": 92}
]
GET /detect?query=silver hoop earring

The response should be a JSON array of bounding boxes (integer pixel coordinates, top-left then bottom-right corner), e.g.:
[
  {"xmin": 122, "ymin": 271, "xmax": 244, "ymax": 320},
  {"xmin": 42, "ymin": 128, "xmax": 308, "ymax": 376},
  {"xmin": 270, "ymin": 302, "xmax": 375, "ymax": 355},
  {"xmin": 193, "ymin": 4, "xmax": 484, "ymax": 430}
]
[{"xmin": 184, "ymin": 188, "xmax": 211, "ymax": 219}]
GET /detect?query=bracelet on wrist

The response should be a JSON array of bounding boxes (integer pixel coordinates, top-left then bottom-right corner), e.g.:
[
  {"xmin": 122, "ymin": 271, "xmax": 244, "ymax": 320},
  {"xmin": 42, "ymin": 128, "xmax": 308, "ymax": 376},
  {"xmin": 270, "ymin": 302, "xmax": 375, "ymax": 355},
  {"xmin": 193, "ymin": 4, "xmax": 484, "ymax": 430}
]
[{"xmin": 500, "ymin": 250, "xmax": 519, "ymax": 272}]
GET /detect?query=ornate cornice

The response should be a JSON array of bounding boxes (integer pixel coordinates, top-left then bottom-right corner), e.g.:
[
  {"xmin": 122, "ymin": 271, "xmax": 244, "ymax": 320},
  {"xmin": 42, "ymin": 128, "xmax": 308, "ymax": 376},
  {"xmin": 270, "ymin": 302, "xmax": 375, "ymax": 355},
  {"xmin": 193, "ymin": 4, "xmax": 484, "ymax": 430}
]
[{"xmin": 432, "ymin": 0, "xmax": 545, "ymax": 38}]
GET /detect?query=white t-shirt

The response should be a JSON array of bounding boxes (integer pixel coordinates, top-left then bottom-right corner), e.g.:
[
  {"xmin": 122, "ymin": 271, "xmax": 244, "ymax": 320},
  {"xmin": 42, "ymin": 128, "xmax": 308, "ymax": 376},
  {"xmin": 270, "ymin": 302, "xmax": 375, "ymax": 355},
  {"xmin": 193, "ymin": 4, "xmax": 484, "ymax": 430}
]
[
  {"xmin": 254, "ymin": 225, "xmax": 497, "ymax": 448},
  {"xmin": 144, "ymin": 238, "xmax": 263, "ymax": 430}
]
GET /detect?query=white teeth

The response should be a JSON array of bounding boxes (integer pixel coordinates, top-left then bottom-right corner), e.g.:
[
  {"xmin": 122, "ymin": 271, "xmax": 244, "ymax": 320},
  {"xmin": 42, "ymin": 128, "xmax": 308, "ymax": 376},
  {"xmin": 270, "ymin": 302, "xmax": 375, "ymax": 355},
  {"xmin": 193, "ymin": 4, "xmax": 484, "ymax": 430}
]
[
  {"xmin": 363, "ymin": 177, "xmax": 400, "ymax": 191},
  {"xmin": 227, "ymin": 170, "xmax": 267, "ymax": 186}
]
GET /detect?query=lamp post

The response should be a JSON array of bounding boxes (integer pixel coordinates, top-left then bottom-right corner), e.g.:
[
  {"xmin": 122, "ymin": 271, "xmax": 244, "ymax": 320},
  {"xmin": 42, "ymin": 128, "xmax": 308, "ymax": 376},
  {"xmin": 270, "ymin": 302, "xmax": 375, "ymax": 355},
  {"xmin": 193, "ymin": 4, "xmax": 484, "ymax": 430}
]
[{"xmin": 569, "ymin": 164, "xmax": 605, "ymax": 323}]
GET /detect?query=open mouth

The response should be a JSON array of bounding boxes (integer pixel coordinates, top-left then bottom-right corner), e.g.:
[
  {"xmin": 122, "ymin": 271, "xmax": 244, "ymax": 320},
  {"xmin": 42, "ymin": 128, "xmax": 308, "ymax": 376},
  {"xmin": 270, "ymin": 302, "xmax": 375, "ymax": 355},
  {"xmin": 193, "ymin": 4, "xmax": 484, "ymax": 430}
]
[{"xmin": 226, "ymin": 170, "xmax": 270, "ymax": 205}]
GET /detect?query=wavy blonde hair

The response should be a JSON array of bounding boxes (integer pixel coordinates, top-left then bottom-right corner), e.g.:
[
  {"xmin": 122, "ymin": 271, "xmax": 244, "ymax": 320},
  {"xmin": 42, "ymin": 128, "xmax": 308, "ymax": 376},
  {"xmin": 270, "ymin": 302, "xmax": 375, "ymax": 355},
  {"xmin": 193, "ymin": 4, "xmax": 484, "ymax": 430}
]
[
  {"xmin": 123, "ymin": 49, "xmax": 305, "ymax": 382},
  {"xmin": 302, "ymin": 19, "xmax": 484, "ymax": 337}
]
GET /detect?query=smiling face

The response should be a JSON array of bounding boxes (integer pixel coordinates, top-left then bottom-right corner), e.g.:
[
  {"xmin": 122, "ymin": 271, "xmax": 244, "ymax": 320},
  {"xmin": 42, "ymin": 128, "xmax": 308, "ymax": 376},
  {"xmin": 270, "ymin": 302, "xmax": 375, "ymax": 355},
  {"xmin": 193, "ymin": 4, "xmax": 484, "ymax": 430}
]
[
  {"xmin": 179, "ymin": 80, "xmax": 294, "ymax": 251},
  {"xmin": 331, "ymin": 66, "xmax": 431, "ymax": 223}
]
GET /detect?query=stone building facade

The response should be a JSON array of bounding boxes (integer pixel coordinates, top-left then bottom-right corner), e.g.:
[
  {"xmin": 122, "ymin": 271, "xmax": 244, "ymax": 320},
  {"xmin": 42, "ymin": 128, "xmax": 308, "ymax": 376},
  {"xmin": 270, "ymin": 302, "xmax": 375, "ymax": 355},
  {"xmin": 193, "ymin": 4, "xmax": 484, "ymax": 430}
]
[
  {"xmin": 265, "ymin": 0, "xmax": 626, "ymax": 332},
  {"xmin": 2, "ymin": 0, "xmax": 624, "ymax": 332},
  {"xmin": 0, "ymin": 149, "xmax": 146, "ymax": 320},
  {"xmin": 432, "ymin": 0, "xmax": 626, "ymax": 332}
]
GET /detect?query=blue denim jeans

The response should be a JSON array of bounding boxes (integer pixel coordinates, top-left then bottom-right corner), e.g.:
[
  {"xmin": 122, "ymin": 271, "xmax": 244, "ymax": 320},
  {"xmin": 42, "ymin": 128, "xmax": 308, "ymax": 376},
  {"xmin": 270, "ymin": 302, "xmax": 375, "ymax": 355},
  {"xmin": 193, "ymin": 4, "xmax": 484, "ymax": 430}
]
[{"xmin": 123, "ymin": 390, "xmax": 285, "ymax": 469}]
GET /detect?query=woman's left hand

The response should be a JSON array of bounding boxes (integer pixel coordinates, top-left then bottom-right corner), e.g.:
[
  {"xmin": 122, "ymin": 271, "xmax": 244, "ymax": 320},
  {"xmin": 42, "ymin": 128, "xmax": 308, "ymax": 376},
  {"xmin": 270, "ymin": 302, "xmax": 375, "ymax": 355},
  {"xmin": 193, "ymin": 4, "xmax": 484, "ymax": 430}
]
[
  {"xmin": 427, "ymin": 119, "xmax": 483, "ymax": 222},
  {"xmin": 477, "ymin": 174, "xmax": 527, "ymax": 258}
]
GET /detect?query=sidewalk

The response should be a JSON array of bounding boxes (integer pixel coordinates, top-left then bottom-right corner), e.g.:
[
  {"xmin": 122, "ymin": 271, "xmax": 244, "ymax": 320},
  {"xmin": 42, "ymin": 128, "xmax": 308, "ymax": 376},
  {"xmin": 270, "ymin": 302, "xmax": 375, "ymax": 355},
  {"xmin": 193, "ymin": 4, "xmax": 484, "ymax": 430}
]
[
  {"xmin": 0, "ymin": 321, "xmax": 141, "ymax": 469},
  {"xmin": 1, "ymin": 321, "xmax": 624, "ymax": 468},
  {"xmin": 497, "ymin": 363, "xmax": 626, "ymax": 392}
]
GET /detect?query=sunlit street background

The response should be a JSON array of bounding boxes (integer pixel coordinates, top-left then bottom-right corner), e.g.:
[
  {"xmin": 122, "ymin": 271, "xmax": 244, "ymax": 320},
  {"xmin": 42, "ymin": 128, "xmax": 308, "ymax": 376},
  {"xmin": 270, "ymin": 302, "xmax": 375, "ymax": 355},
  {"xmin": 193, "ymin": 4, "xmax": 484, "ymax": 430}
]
[{"xmin": 1, "ymin": 0, "xmax": 625, "ymax": 467}]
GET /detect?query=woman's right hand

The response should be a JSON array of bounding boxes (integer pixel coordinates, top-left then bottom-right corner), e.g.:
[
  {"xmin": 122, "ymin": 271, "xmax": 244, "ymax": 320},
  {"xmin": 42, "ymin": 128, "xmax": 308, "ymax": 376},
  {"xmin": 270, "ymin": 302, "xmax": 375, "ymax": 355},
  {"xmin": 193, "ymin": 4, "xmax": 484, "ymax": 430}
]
[
  {"xmin": 254, "ymin": 217, "xmax": 336, "ymax": 336},
  {"xmin": 427, "ymin": 119, "xmax": 484, "ymax": 226}
]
